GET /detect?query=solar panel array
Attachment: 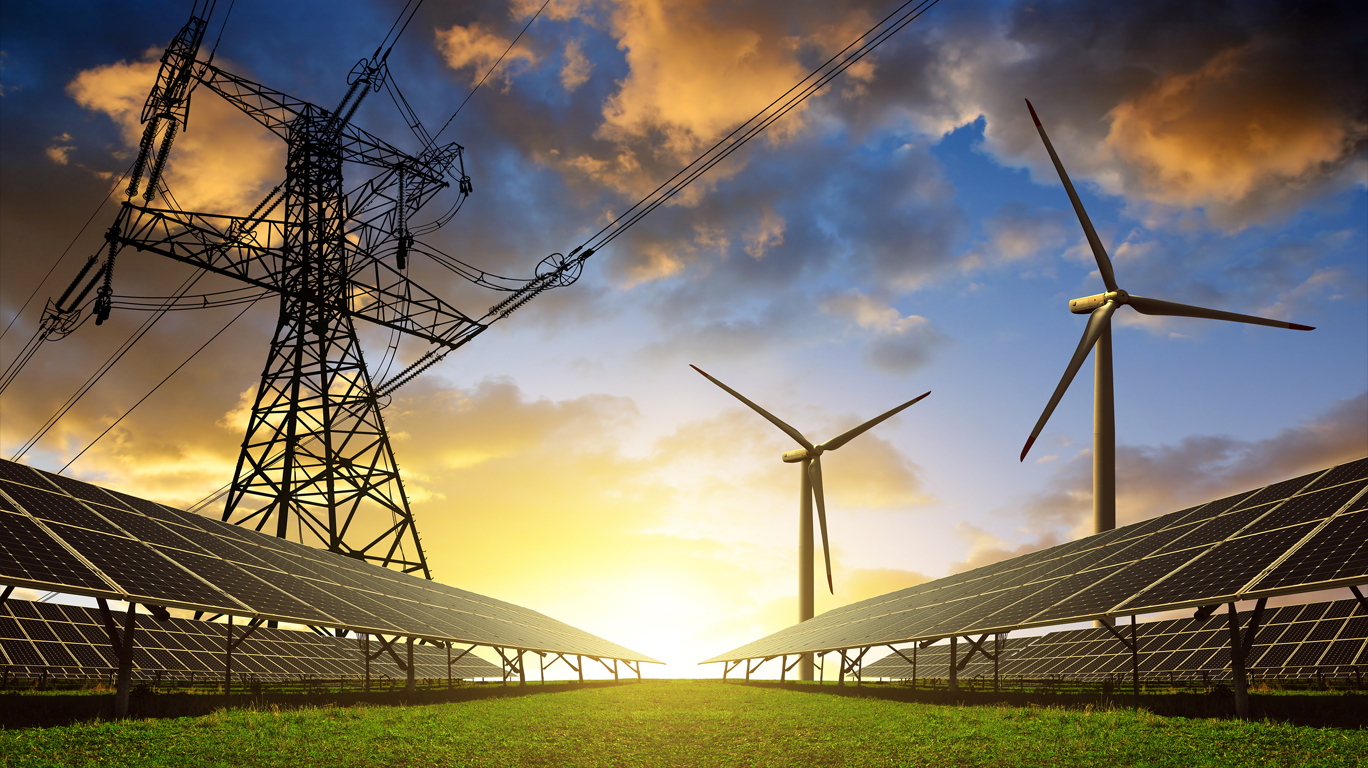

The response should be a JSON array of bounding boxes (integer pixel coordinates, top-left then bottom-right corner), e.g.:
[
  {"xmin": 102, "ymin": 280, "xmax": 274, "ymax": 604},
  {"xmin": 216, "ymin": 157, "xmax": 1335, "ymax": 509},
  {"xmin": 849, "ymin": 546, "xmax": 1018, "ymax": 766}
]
[
  {"xmin": 861, "ymin": 599, "xmax": 1367, "ymax": 682},
  {"xmin": 705, "ymin": 457, "xmax": 1368, "ymax": 663},
  {"xmin": 0, "ymin": 599, "xmax": 504, "ymax": 681},
  {"xmin": 0, "ymin": 459, "xmax": 659, "ymax": 664}
]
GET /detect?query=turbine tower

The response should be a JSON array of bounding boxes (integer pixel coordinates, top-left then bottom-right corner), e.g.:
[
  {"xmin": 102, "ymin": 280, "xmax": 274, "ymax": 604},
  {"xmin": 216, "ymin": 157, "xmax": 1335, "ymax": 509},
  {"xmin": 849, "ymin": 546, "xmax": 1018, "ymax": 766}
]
[
  {"xmin": 1019, "ymin": 99, "xmax": 1314, "ymax": 535},
  {"xmin": 691, "ymin": 364, "xmax": 928, "ymax": 680}
]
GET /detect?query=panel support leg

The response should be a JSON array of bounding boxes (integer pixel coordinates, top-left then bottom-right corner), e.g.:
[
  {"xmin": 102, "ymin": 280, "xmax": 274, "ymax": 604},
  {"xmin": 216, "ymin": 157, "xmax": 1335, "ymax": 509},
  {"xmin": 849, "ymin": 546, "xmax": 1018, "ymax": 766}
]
[
  {"xmin": 1225, "ymin": 599, "xmax": 1266, "ymax": 720},
  {"xmin": 224, "ymin": 615, "xmax": 233, "ymax": 697},
  {"xmin": 949, "ymin": 637, "xmax": 958, "ymax": 694},
  {"xmin": 406, "ymin": 637, "xmax": 415, "ymax": 693},
  {"xmin": 114, "ymin": 604, "xmax": 137, "ymax": 720},
  {"xmin": 994, "ymin": 634, "xmax": 1001, "ymax": 693},
  {"xmin": 1130, "ymin": 615, "xmax": 1140, "ymax": 699}
]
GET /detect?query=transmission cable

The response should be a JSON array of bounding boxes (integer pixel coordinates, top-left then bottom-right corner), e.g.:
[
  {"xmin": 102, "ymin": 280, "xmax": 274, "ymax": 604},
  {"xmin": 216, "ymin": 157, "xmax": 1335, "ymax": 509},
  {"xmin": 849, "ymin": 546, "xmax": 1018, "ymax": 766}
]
[
  {"xmin": 429, "ymin": 0, "xmax": 552, "ymax": 144},
  {"xmin": 9, "ymin": 267, "xmax": 207, "ymax": 462},
  {"xmin": 61, "ymin": 294, "xmax": 263, "ymax": 473},
  {"xmin": 10, "ymin": 179, "xmax": 206, "ymax": 461},
  {"xmin": 0, "ymin": 164, "xmax": 134, "ymax": 344},
  {"xmin": 574, "ymin": 0, "xmax": 942, "ymax": 257}
]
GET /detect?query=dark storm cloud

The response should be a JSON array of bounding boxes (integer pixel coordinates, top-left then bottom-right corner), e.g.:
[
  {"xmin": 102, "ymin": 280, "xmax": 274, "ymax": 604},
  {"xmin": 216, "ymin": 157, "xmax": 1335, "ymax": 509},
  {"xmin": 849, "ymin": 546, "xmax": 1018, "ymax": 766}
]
[{"xmin": 845, "ymin": 0, "xmax": 1368, "ymax": 224}]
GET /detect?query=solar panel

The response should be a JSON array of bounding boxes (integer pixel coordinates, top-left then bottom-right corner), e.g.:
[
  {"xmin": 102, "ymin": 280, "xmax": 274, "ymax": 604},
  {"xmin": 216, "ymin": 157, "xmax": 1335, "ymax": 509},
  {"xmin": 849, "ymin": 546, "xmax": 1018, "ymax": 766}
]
[
  {"xmin": 0, "ymin": 601, "xmax": 504, "ymax": 681},
  {"xmin": 0, "ymin": 459, "xmax": 659, "ymax": 665},
  {"xmin": 0, "ymin": 511, "xmax": 117, "ymax": 595},
  {"xmin": 958, "ymin": 599, "xmax": 1368, "ymax": 682},
  {"xmin": 1252, "ymin": 511, "xmax": 1368, "ymax": 591},
  {"xmin": 704, "ymin": 457, "xmax": 1368, "ymax": 664}
]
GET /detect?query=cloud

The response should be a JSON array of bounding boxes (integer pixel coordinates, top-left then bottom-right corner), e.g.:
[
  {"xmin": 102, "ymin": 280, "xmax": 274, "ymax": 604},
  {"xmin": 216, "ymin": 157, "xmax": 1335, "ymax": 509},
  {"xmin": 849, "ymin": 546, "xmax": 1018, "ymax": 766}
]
[
  {"xmin": 560, "ymin": 39, "xmax": 593, "ymax": 91},
  {"xmin": 1019, "ymin": 390, "xmax": 1368, "ymax": 542},
  {"xmin": 1103, "ymin": 39, "xmax": 1368, "ymax": 227},
  {"xmin": 821, "ymin": 291, "xmax": 950, "ymax": 374},
  {"xmin": 66, "ymin": 54, "xmax": 281, "ymax": 213},
  {"xmin": 435, "ymin": 22, "xmax": 538, "ymax": 89},
  {"xmin": 44, "ymin": 133, "xmax": 74, "ymax": 165},
  {"xmin": 595, "ymin": 0, "xmax": 809, "ymax": 160},
  {"xmin": 835, "ymin": 0, "xmax": 1367, "ymax": 231},
  {"xmin": 960, "ymin": 202, "xmax": 1071, "ymax": 272}
]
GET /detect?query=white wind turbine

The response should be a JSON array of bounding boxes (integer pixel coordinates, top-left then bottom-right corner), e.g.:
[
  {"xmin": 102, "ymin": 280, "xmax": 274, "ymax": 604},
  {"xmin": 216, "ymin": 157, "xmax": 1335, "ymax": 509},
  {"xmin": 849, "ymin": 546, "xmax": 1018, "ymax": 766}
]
[
  {"xmin": 1019, "ymin": 99, "xmax": 1314, "ymax": 535},
  {"xmin": 691, "ymin": 364, "xmax": 929, "ymax": 680}
]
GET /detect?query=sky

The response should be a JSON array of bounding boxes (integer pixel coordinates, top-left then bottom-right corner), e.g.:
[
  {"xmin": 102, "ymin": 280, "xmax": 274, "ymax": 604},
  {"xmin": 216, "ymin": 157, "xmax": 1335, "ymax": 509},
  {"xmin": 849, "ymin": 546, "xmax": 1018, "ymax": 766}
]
[{"xmin": 1, "ymin": 0, "xmax": 1365, "ymax": 679}]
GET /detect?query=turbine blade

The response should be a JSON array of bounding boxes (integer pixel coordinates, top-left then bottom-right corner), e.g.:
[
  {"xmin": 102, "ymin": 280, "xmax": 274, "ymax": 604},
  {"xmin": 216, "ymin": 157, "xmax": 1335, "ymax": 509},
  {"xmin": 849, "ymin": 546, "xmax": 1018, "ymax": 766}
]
[
  {"xmin": 1021, "ymin": 301, "xmax": 1118, "ymax": 461},
  {"xmin": 1026, "ymin": 99, "xmax": 1118, "ymax": 293},
  {"xmin": 690, "ymin": 365, "xmax": 814, "ymax": 450},
  {"xmin": 819, "ymin": 391, "xmax": 931, "ymax": 452},
  {"xmin": 1127, "ymin": 295, "xmax": 1315, "ymax": 331},
  {"xmin": 810, "ymin": 457, "xmax": 834, "ymax": 594}
]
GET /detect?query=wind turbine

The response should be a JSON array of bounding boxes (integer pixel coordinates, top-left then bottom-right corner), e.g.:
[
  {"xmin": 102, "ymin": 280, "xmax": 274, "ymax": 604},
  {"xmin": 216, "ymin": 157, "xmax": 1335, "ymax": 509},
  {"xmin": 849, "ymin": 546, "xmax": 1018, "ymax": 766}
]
[
  {"xmin": 691, "ymin": 364, "xmax": 929, "ymax": 680},
  {"xmin": 1019, "ymin": 99, "xmax": 1314, "ymax": 535}
]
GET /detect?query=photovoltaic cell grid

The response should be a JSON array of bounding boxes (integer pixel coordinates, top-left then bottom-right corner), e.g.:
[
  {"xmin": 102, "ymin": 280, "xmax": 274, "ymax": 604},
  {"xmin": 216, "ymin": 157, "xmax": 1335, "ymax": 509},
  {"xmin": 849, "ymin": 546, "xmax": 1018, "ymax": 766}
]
[
  {"xmin": 0, "ymin": 600, "xmax": 504, "ymax": 681},
  {"xmin": 860, "ymin": 599, "xmax": 1367, "ymax": 682},
  {"xmin": 0, "ymin": 459, "xmax": 659, "ymax": 664},
  {"xmin": 705, "ymin": 457, "xmax": 1368, "ymax": 663}
]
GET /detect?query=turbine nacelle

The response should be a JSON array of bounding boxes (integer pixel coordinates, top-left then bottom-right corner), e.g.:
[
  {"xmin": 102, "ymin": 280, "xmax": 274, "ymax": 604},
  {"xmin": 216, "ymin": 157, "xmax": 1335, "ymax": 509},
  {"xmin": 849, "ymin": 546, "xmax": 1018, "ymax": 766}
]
[
  {"xmin": 1069, "ymin": 290, "xmax": 1128, "ymax": 314},
  {"xmin": 782, "ymin": 447, "xmax": 818, "ymax": 463}
]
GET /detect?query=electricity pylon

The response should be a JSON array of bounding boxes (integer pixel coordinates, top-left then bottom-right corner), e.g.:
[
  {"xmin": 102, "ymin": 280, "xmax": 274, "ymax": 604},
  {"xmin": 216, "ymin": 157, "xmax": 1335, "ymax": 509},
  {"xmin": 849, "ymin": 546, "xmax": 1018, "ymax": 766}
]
[{"xmin": 93, "ymin": 6, "xmax": 491, "ymax": 576}]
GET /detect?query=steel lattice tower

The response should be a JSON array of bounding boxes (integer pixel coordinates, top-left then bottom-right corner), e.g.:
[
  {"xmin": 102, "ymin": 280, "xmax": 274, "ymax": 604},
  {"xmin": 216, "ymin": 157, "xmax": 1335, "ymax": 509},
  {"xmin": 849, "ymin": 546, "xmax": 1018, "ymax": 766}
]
[{"xmin": 100, "ymin": 9, "xmax": 492, "ymax": 576}]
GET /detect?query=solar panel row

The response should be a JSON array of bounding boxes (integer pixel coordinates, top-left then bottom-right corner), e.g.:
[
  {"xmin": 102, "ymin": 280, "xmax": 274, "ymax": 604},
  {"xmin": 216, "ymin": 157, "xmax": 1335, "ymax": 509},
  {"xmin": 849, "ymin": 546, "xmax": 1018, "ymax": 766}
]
[
  {"xmin": 862, "ymin": 599, "xmax": 1368, "ymax": 682},
  {"xmin": 0, "ymin": 459, "xmax": 659, "ymax": 664},
  {"xmin": 0, "ymin": 599, "xmax": 503, "ymax": 681},
  {"xmin": 705, "ymin": 457, "xmax": 1368, "ymax": 663}
]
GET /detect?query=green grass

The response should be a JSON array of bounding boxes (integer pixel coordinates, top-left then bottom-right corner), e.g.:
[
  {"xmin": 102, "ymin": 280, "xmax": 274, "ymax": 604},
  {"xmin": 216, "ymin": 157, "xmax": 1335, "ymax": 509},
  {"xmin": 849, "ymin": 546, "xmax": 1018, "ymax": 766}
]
[{"xmin": 3, "ymin": 680, "xmax": 1364, "ymax": 767}]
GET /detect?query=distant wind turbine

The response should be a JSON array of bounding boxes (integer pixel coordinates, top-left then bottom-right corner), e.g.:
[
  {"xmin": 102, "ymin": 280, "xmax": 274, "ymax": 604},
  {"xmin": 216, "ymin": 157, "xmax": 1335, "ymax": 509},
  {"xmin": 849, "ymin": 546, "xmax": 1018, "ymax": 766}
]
[
  {"xmin": 1019, "ymin": 99, "xmax": 1314, "ymax": 535},
  {"xmin": 691, "ymin": 364, "xmax": 929, "ymax": 680}
]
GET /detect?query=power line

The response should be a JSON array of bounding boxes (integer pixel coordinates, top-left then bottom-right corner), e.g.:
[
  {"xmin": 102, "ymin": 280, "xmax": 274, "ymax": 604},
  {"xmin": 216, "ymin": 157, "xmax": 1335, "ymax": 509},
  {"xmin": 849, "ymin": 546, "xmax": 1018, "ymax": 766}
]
[
  {"xmin": 60, "ymin": 295, "xmax": 263, "ymax": 473},
  {"xmin": 430, "ymin": 0, "xmax": 552, "ymax": 144},
  {"xmin": 577, "ymin": 0, "xmax": 943, "ymax": 255},
  {"xmin": 0, "ymin": 165, "xmax": 132, "ymax": 344}
]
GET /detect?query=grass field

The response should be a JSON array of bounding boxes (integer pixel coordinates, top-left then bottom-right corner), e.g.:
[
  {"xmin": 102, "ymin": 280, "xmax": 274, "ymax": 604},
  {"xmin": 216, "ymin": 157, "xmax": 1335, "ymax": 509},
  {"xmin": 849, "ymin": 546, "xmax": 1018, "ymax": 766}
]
[{"xmin": 3, "ymin": 680, "xmax": 1365, "ymax": 767}]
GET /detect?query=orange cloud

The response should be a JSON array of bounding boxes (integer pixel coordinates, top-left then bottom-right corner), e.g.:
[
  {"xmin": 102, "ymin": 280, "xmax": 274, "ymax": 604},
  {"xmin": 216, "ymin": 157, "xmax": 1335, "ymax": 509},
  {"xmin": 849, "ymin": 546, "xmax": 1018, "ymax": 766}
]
[
  {"xmin": 67, "ymin": 54, "xmax": 282, "ymax": 213},
  {"xmin": 1105, "ymin": 41, "xmax": 1368, "ymax": 226},
  {"xmin": 434, "ymin": 22, "xmax": 538, "ymax": 89}
]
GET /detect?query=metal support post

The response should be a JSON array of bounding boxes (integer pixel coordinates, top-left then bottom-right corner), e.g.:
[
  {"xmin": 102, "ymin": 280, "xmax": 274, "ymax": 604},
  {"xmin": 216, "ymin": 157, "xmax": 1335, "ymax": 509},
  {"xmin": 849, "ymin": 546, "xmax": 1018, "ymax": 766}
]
[
  {"xmin": 364, "ymin": 634, "xmax": 371, "ymax": 692},
  {"xmin": 1226, "ymin": 599, "xmax": 1266, "ymax": 719},
  {"xmin": 519, "ymin": 650, "xmax": 526, "ymax": 686},
  {"xmin": 106, "ymin": 611, "xmax": 131, "ymax": 705},
  {"xmin": 612, "ymin": 658, "xmax": 618, "ymax": 681},
  {"xmin": 578, "ymin": 655, "xmax": 583, "ymax": 682},
  {"xmin": 781, "ymin": 655, "xmax": 787, "ymax": 682},
  {"xmin": 406, "ymin": 637, "xmax": 415, "ymax": 693},
  {"xmin": 949, "ymin": 637, "xmax": 958, "ymax": 693},
  {"xmin": 994, "ymin": 634, "xmax": 1001, "ymax": 693},
  {"xmin": 224, "ymin": 615, "xmax": 233, "ymax": 696},
  {"xmin": 837, "ymin": 650, "xmax": 846, "ymax": 686},
  {"xmin": 1130, "ymin": 615, "xmax": 1140, "ymax": 699}
]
